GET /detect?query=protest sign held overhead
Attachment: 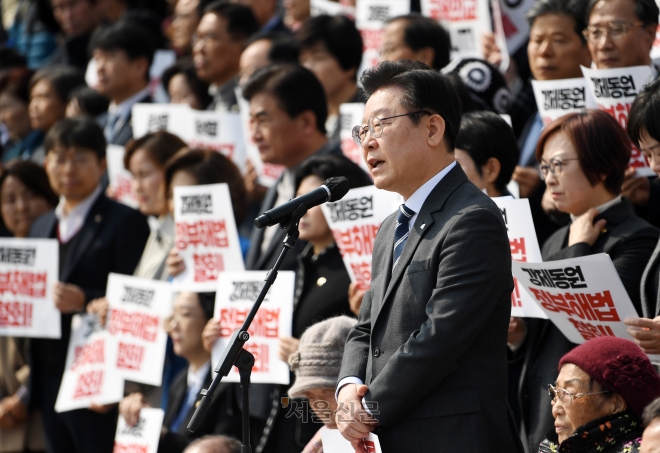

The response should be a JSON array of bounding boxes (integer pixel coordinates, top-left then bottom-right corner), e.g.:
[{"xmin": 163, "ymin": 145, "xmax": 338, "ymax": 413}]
[
  {"xmin": 311, "ymin": 0, "xmax": 355, "ymax": 16},
  {"xmin": 173, "ymin": 183, "xmax": 244, "ymax": 291},
  {"xmin": 0, "ymin": 238, "xmax": 60, "ymax": 338},
  {"xmin": 212, "ymin": 270, "xmax": 295, "ymax": 384},
  {"xmin": 339, "ymin": 103, "xmax": 369, "ymax": 173},
  {"xmin": 113, "ymin": 408, "xmax": 165, "ymax": 453},
  {"xmin": 131, "ymin": 103, "xmax": 189, "ymax": 140},
  {"xmin": 105, "ymin": 274, "xmax": 174, "ymax": 386},
  {"xmin": 321, "ymin": 186, "xmax": 401, "ymax": 291},
  {"xmin": 106, "ymin": 145, "xmax": 139, "ymax": 209},
  {"xmin": 531, "ymin": 78, "xmax": 597, "ymax": 126}
]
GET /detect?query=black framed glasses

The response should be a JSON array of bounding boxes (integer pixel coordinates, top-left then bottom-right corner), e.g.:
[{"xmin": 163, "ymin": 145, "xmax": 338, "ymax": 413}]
[
  {"xmin": 351, "ymin": 110, "xmax": 432, "ymax": 146},
  {"xmin": 582, "ymin": 21, "xmax": 644, "ymax": 43},
  {"xmin": 547, "ymin": 384, "xmax": 610, "ymax": 407},
  {"xmin": 539, "ymin": 157, "xmax": 580, "ymax": 180}
]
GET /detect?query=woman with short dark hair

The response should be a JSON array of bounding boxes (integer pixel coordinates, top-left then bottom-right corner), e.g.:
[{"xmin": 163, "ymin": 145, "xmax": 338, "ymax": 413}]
[
  {"xmin": 0, "ymin": 68, "xmax": 42, "ymax": 163},
  {"xmin": 161, "ymin": 59, "xmax": 213, "ymax": 110}
]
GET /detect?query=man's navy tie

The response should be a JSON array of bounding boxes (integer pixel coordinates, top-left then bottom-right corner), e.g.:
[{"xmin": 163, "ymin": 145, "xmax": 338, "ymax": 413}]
[{"xmin": 393, "ymin": 204, "xmax": 415, "ymax": 270}]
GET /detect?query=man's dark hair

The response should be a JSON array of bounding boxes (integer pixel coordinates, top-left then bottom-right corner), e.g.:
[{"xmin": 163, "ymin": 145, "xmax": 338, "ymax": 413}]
[
  {"xmin": 643, "ymin": 397, "xmax": 660, "ymax": 426},
  {"xmin": 294, "ymin": 154, "xmax": 372, "ymax": 193},
  {"xmin": 196, "ymin": 0, "xmax": 216, "ymax": 18},
  {"xmin": 185, "ymin": 435, "xmax": 242, "ymax": 453},
  {"xmin": 203, "ymin": 1, "xmax": 259, "ymax": 42},
  {"xmin": 360, "ymin": 60, "xmax": 461, "ymax": 151},
  {"xmin": 387, "ymin": 14, "xmax": 451, "ymax": 70},
  {"xmin": 0, "ymin": 160, "xmax": 59, "ymax": 209},
  {"xmin": 45, "ymin": 117, "xmax": 107, "ymax": 159},
  {"xmin": 243, "ymin": 64, "xmax": 328, "ymax": 134},
  {"xmin": 628, "ymin": 76, "xmax": 660, "ymax": 148},
  {"xmin": 89, "ymin": 21, "xmax": 157, "ymax": 78},
  {"xmin": 0, "ymin": 47, "xmax": 27, "ymax": 71},
  {"xmin": 246, "ymin": 31, "xmax": 300, "ymax": 64},
  {"xmin": 455, "ymin": 111, "xmax": 520, "ymax": 193},
  {"xmin": 68, "ymin": 86, "xmax": 110, "ymax": 117},
  {"xmin": 586, "ymin": 0, "xmax": 659, "ymax": 25},
  {"xmin": 161, "ymin": 58, "xmax": 213, "ymax": 109},
  {"xmin": 296, "ymin": 15, "xmax": 363, "ymax": 80},
  {"xmin": 527, "ymin": 0, "xmax": 589, "ymax": 43},
  {"xmin": 30, "ymin": 65, "xmax": 86, "ymax": 104},
  {"xmin": 0, "ymin": 68, "xmax": 34, "ymax": 103},
  {"xmin": 124, "ymin": 130, "xmax": 187, "ymax": 169}
]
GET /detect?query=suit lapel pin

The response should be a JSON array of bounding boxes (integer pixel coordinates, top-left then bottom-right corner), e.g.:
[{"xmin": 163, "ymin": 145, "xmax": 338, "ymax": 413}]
[
  {"xmin": 94, "ymin": 214, "xmax": 102, "ymax": 223},
  {"xmin": 317, "ymin": 277, "xmax": 327, "ymax": 287},
  {"xmin": 420, "ymin": 224, "xmax": 426, "ymax": 229}
]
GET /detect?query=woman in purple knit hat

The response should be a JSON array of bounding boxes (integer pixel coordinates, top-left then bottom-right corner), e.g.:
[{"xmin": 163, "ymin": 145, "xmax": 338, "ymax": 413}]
[{"xmin": 540, "ymin": 336, "xmax": 660, "ymax": 453}]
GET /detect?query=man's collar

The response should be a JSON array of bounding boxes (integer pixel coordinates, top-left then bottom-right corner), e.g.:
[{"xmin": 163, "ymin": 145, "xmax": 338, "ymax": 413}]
[
  {"xmin": 405, "ymin": 161, "xmax": 456, "ymax": 213},
  {"xmin": 55, "ymin": 185, "xmax": 103, "ymax": 220},
  {"xmin": 108, "ymin": 86, "xmax": 150, "ymax": 118}
]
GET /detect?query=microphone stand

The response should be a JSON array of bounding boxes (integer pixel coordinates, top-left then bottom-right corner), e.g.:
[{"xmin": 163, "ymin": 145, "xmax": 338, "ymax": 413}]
[{"xmin": 187, "ymin": 204, "xmax": 308, "ymax": 453}]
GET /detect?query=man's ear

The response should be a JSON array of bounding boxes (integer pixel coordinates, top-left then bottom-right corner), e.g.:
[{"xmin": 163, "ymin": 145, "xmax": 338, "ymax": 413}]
[
  {"xmin": 482, "ymin": 157, "xmax": 501, "ymax": 184},
  {"xmin": 133, "ymin": 56, "xmax": 150, "ymax": 80},
  {"xmin": 644, "ymin": 23, "xmax": 657, "ymax": 49},
  {"xmin": 99, "ymin": 156, "xmax": 108, "ymax": 174},
  {"xmin": 296, "ymin": 110, "xmax": 319, "ymax": 136},
  {"xmin": 413, "ymin": 47, "xmax": 436, "ymax": 69},
  {"xmin": 427, "ymin": 114, "xmax": 446, "ymax": 147}
]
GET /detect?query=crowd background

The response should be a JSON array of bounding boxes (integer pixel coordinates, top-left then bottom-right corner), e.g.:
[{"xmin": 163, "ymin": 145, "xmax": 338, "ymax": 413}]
[{"xmin": 2, "ymin": 0, "xmax": 660, "ymax": 451}]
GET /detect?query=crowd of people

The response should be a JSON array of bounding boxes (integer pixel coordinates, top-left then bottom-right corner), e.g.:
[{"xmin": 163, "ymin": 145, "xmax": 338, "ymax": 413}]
[{"xmin": 1, "ymin": 0, "xmax": 660, "ymax": 450}]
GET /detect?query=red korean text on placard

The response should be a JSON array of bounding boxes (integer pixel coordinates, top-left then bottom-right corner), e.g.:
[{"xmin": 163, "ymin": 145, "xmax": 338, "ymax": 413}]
[
  {"xmin": 568, "ymin": 318, "xmax": 615, "ymax": 341},
  {"xmin": 333, "ymin": 225, "xmax": 379, "ymax": 257},
  {"xmin": 360, "ymin": 29, "xmax": 384, "ymax": 53},
  {"xmin": 113, "ymin": 175, "xmax": 134, "ymax": 204},
  {"xmin": 427, "ymin": 0, "xmax": 477, "ymax": 21},
  {"xmin": 72, "ymin": 338, "xmax": 105, "ymax": 371},
  {"xmin": 0, "ymin": 271, "xmax": 47, "ymax": 297},
  {"xmin": 598, "ymin": 102, "xmax": 630, "ymax": 129},
  {"xmin": 364, "ymin": 440, "xmax": 377, "ymax": 453},
  {"xmin": 0, "ymin": 301, "xmax": 33, "ymax": 327},
  {"xmin": 108, "ymin": 309, "xmax": 159, "ymax": 342},
  {"xmin": 218, "ymin": 307, "xmax": 280, "ymax": 338},
  {"xmin": 529, "ymin": 289, "xmax": 620, "ymax": 322},
  {"xmin": 350, "ymin": 261, "xmax": 372, "ymax": 291},
  {"xmin": 510, "ymin": 237, "xmax": 527, "ymax": 262},
  {"xmin": 74, "ymin": 370, "xmax": 104, "ymax": 399},
  {"xmin": 511, "ymin": 278, "xmax": 523, "ymax": 308},
  {"xmin": 242, "ymin": 342, "xmax": 269, "ymax": 373},
  {"xmin": 117, "ymin": 342, "xmax": 145, "ymax": 371},
  {"xmin": 175, "ymin": 220, "xmax": 229, "ymax": 250},
  {"xmin": 630, "ymin": 145, "xmax": 651, "ymax": 170},
  {"xmin": 262, "ymin": 163, "xmax": 284, "ymax": 180},
  {"xmin": 113, "ymin": 443, "xmax": 148, "ymax": 453},
  {"xmin": 193, "ymin": 253, "xmax": 224, "ymax": 282}
]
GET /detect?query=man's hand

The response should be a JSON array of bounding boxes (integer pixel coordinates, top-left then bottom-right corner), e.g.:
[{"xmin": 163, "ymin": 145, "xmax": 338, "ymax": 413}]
[
  {"xmin": 480, "ymin": 32, "xmax": 503, "ymax": 68},
  {"xmin": 336, "ymin": 384, "xmax": 377, "ymax": 453},
  {"xmin": 119, "ymin": 393, "xmax": 150, "ymax": 427},
  {"xmin": 244, "ymin": 160, "xmax": 268, "ymax": 205},
  {"xmin": 202, "ymin": 318, "xmax": 221, "ymax": 353},
  {"xmin": 89, "ymin": 403, "xmax": 117, "ymax": 414},
  {"xmin": 166, "ymin": 248, "xmax": 185, "ymax": 278},
  {"xmin": 508, "ymin": 317, "xmax": 526, "ymax": 348},
  {"xmin": 348, "ymin": 283, "xmax": 365, "ymax": 317},
  {"xmin": 53, "ymin": 282, "xmax": 86, "ymax": 313},
  {"xmin": 278, "ymin": 336, "xmax": 300, "ymax": 362},
  {"xmin": 512, "ymin": 166, "xmax": 542, "ymax": 199},
  {"xmin": 87, "ymin": 297, "xmax": 109, "ymax": 327},
  {"xmin": 624, "ymin": 317, "xmax": 660, "ymax": 354},
  {"xmin": 0, "ymin": 395, "xmax": 27, "ymax": 429},
  {"xmin": 621, "ymin": 167, "xmax": 651, "ymax": 207},
  {"xmin": 568, "ymin": 208, "xmax": 606, "ymax": 247}
]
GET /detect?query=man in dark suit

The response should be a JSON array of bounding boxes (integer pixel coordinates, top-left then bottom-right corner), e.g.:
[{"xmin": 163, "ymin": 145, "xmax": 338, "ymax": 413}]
[
  {"xmin": 91, "ymin": 21, "xmax": 156, "ymax": 146},
  {"xmin": 29, "ymin": 117, "xmax": 150, "ymax": 453},
  {"xmin": 336, "ymin": 60, "xmax": 523, "ymax": 453}
]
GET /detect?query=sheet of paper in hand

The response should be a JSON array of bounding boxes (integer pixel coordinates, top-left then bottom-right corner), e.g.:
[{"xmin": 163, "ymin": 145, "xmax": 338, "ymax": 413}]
[
  {"xmin": 0, "ymin": 238, "xmax": 60, "ymax": 338},
  {"xmin": 356, "ymin": 0, "xmax": 410, "ymax": 73},
  {"xmin": 55, "ymin": 314, "xmax": 123, "ymax": 412},
  {"xmin": 173, "ymin": 183, "xmax": 245, "ymax": 291},
  {"xmin": 531, "ymin": 78, "xmax": 597, "ymax": 127},
  {"xmin": 211, "ymin": 270, "xmax": 295, "ymax": 384},
  {"xmin": 131, "ymin": 103, "xmax": 190, "ymax": 140},
  {"xmin": 106, "ymin": 145, "xmax": 139, "ymax": 209},
  {"xmin": 184, "ymin": 110, "xmax": 247, "ymax": 172},
  {"xmin": 106, "ymin": 274, "xmax": 174, "ymax": 386},
  {"xmin": 491, "ymin": 197, "xmax": 546, "ymax": 318},
  {"xmin": 512, "ymin": 254, "xmax": 660, "ymax": 362},
  {"xmin": 581, "ymin": 65, "xmax": 655, "ymax": 177},
  {"xmin": 321, "ymin": 186, "xmax": 401, "ymax": 291},
  {"xmin": 113, "ymin": 407, "xmax": 165, "ymax": 453}
]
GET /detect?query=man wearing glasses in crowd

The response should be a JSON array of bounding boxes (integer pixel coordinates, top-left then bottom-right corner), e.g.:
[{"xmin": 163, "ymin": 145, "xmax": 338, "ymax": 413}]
[{"xmin": 335, "ymin": 60, "xmax": 523, "ymax": 453}]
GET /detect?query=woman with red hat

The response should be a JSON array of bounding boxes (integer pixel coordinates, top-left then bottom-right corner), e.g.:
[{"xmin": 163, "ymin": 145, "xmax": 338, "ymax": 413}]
[{"xmin": 540, "ymin": 336, "xmax": 660, "ymax": 452}]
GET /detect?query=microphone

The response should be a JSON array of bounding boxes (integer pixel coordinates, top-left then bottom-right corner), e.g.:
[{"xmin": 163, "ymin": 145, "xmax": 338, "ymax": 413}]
[{"xmin": 254, "ymin": 176, "xmax": 350, "ymax": 229}]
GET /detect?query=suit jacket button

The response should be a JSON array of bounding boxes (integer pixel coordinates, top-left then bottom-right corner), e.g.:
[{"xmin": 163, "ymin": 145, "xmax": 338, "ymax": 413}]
[{"xmin": 373, "ymin": 347, "xmax": 380, "ymax": 357}]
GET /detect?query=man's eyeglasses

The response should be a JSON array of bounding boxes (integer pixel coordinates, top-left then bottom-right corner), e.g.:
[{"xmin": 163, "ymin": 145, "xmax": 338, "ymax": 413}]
[
  {"xmin": 538, "ymin": 157, "xmax": 580, "ymax": 180},
  {"xmin": 351, "ymin": 110, "xmax": 432, "ymax": 146},
  {"xmin": 547, "ymin": 384, "xmax": 610, "ymax": 407},
  {"xmin": 582, "ymin": 21, "xmax": 644, "ymax": 43}
]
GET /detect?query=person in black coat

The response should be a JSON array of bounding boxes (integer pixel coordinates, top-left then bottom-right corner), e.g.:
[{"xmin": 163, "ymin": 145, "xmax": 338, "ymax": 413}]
[
  {"xmin": 510, "ymin": 110, "xmax": 659, "ymax": 452},
  {"xmin": 28, "ymin": 117, "xmax": 150, "ymax": 453}
]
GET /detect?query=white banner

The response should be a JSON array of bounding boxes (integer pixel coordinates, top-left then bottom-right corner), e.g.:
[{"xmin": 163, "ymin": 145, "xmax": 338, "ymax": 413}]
[
  {"xmin": 497, "ymin": 0, "xmax": 535, "ymax": 55},
  {"xmin": 311, "ymin": 0, "xmax": 356, "ymax": 16},
  {"xmin": 531, "ymin": 78, "xmax": 598, "ymax": 127},
  {"xmin": 339, "ymin": 103, "xmax": 369, "ymax": 173},
  {"xmin": 0, "ymin": 238, "xmax": 60, "ymax": 338},
  {"xmin": 581, "ymin": 65, "xmax": 655, "ymax": 177},
  {"xmin": 106, "ymin": 145, "xmax": 139, "ymax": 209},
  {"xmin": 173, "ymin": 184, "xmax": 244, "ymax": 291},
  {"xmin": 512, "ymin": 254, "xmax": 660, "ymax": 361},
  {"xmin": 131, "ymin": 104, "xmax": 190, "ymax": 140},
  {"xmin": 113, "ymin": 408, "xmax": 164, "ymax": 453},
  {"xmin": 55, "ymin": 314, "xmax": 123, "ymax": 412},
  {"xmin": 106, "ymin": 274, "xmax": 174, "ymax": 386},
  {"xmin": 211, "ymin": 271, "xmax": 295, "ymax": 384},
  {"xmin": 491, "ymin": 197, "xmax": 546, "ymax": 319},
  {"xmin": 321, "ymin": 186, "xmax": 401, "ymax": 291}
]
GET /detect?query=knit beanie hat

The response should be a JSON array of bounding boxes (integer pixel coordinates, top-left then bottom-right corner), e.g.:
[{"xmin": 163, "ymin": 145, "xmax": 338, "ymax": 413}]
[
  {"xmin": 558, "ymin": 337, "xmax": 660, "ymax": 419},
  {"xmin": 442, "ymin": 57, "xmax": 511, "ymax": 114},
  {"xmin": 288, "ymin": 316, "xmax": 357, "ymax": 398}
]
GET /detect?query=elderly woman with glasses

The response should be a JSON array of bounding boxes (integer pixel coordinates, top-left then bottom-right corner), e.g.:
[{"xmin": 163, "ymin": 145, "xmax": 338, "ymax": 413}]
[
  {"xmin": 540, "ymin": 336, "xmax": 660, "ymax": 452},
  {"xmin": 508, "ymin": 109, "xmax": 660, "ymax": 451}
]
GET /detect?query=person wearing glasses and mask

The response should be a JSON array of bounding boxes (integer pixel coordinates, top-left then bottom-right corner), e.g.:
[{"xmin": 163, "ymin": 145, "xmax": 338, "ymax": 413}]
[
  {"xmin": 510, "ymin": 109, "xmax": 659, "ymax": 451},
  {"xmin": 540, "ymin": 336, "xmax": 660, "ymax": 452}
]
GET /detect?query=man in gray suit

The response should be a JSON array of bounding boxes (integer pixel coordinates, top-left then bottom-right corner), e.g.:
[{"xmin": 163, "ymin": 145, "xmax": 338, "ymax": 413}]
[{"xmin": 336, "ymin": 60, "xmax": 523, "ymax": 452}]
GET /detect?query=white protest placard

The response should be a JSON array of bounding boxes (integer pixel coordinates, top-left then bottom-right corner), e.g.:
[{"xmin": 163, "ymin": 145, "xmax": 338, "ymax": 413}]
[
  {"xmin": 339, "ymin": 103, "xmax": 369, "ymax": 173},
  {"xmin": 173, "ymin": 183, "xmax": 244, "ymax": 291},
  {"xmin": 531, "ymin": 78, "xmax": 598, "ymax": 127},
  {"xmin": 113, "ymin": 408, "xmax": 164, "ymax": 453},
  {"xmin": 0, "ymin": 238, "xmax": 60, "ymax": 338},
  {"xmin": 106, "ymin": 145, "xmax": 139, "ymax": 209},
  {"xmin": 512, "ymin": 254, "xmax": 660, "ymax": 361},
  {"xmin": 311, "ymin": 0, "xmax": 356, "ymax": 16},
  {"xmin": 421, "ymin": 0, "xmax": 492, "ymax": 59},
  {"xmin": 491, "ymin": 197, "xmax": 547, "ymax": 319},
  {"xmin": 55, "ymin": 314, "xmax": 123, "ymax": 412},
  {"xmin": 321, "ymin": 428, "xmax": 354, "ymax": 453},
  {"xmin": 321, "ymin": 186, "xmax": 401, "ymax": 291},
  {"xmin": 106, "ymin": 274, "xmax": 174, "ymax": 386},
  {"xmin": 235, "ymin": 87, "xmax": 284, "ymax": 187},
  {"xmin": 131, "ymin": 103, "xmax": 190, "ymax": 140},
  {"xmin": 211, "ymin": 271, "xmax": 295, "ymax": 384},
  {"xmin": 581, "ymin": 65, "xmax": 655, "ymax": 177},
  {"xmin": 185, "ymin": 110, "xmax": 247, "ymax": 172},
  {"xmin": 497, "ymin": 0, "xmax": 536, "ymax": 55},
  {"xmin": 356, "ymin": 0, "xmax": 411, "ymax": 72}
]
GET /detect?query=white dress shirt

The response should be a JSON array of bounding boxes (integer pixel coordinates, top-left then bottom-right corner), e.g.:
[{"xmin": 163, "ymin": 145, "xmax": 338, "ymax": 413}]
[{"xmin": 55, "ymin": 185, "xmax": 103, "ymax": 243}]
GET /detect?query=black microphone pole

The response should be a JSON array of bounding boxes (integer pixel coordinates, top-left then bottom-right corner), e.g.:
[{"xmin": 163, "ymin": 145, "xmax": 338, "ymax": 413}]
[{"xmin": 187, "ymin": 203, "xmax": 309, "ymax": 453}]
